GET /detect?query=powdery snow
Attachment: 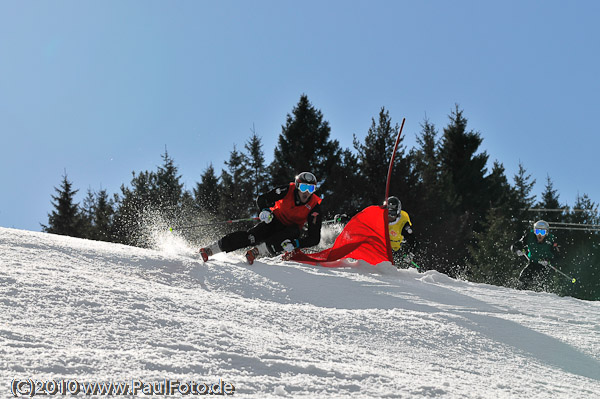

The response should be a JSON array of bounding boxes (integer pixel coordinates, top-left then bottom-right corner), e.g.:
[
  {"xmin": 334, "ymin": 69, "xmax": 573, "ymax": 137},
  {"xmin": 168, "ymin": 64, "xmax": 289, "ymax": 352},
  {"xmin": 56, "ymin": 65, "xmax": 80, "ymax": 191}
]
[{"xmin": 1, "ymin": 226, "xmax": 599, "ymax": 398}]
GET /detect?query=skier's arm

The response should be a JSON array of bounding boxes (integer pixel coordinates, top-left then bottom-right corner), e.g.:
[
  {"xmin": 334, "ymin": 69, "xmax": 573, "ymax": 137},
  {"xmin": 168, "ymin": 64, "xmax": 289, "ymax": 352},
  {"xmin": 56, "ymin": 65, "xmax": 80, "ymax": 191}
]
[
  {"xmin": 549, "ymin": 236, "xmax": 560, "ymax": 260},
  {"xmin": 297, "ymin": 203, "xmax": 323, "ymax": 249},
  {"xmin": 510, "ymin": 231, "xmax": 528, "ymax": 255},
  {"xmin": 402, "ymin": 211, "xmax": 413, "ymax": 235},
  {"xmin": 256, "ymin": 185, "xmax": 289, "ymax": 210}
]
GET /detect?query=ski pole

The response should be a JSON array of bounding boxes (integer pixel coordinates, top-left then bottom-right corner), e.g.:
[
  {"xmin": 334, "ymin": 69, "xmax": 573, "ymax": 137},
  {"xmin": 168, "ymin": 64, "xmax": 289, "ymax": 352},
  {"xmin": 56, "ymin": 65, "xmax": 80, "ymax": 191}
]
[
  {"xmin": 169, "ymin": 217, "xmax": 260, "ymax": 232},
  {"xmin": 176, "ymin": 214, "xmax": 343, "ymax": 231},
  {"xmin": 323, "ymin": 218, "xmax": 345, "ymax": 225},
  {"xmin": 543, "ymin": 261, "xmax": 577, "ymax": 284},
  {"xmin": 520, "ymin": 253, "xmax": 576, "ymax": 284},
  {"xmin": 323, "ymin": 214, "xmax": 351, "ymax": 225},
  {"xmin": 403, "ymin": 254, "xmax": 421, "ymax": 270}
]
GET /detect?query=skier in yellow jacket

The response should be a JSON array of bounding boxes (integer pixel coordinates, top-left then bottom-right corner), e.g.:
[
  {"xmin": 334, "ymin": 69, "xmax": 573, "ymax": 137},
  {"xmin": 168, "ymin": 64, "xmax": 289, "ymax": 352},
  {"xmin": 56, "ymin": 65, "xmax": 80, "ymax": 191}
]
[{"xmin": 386, "ymin": 196, "xmax": 414, "ymax": 267}]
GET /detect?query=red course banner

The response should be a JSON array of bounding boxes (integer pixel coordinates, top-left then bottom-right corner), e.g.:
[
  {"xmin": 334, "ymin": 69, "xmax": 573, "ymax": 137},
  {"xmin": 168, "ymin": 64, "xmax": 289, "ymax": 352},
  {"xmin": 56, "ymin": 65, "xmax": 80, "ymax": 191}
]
[
  {"xmin": 289, "ymin": 206, "xmax": 392, "ymax": 267},
  {"xmin": 291, "ymin": 118, "xmax": 404, "ymax": 267}
]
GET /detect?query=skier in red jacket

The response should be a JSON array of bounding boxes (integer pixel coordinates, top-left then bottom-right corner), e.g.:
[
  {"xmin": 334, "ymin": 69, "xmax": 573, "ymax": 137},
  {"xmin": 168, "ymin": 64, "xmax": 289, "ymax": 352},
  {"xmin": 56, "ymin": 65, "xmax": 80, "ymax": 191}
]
[{"xmin": 199, "ymin": 172, "xmax": 323, "ymax": 264}]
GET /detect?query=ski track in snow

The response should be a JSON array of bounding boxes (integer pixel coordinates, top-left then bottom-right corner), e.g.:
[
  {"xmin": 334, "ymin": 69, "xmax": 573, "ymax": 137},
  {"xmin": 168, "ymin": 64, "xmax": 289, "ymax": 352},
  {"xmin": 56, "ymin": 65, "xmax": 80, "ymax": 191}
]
[{"xmin": 1, "ymin": 227, "xmax": 599, "ymax": 398}]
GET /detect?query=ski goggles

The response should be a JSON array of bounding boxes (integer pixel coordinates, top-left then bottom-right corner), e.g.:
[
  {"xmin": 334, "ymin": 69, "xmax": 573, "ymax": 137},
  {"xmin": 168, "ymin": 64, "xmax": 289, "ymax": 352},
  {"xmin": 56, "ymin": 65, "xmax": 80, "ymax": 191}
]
[
  {"xmin": 535, "ymin": 229, "xmax": 547, "ymax": 236},
  {"xmin": 297, "ymin": 183, "xmax": 316, "ymax": 193}
]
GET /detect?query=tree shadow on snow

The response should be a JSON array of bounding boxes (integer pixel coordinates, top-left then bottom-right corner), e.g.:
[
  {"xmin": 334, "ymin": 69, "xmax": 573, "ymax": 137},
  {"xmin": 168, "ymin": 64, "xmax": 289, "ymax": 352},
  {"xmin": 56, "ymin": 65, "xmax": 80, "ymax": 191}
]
[{"xmin": 246, "ymin": 260, "xmax": 600, "ymax": 382}]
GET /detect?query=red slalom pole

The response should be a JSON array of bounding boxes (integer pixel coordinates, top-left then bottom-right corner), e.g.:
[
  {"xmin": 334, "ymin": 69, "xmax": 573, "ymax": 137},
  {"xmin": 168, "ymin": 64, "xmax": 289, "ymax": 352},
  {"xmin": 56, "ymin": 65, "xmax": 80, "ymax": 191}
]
[
  {"xmin": 383, "ymin": 118, "xmax": 406, "ymax": 263},
  {"xmin": 385, "ymin": 118, "xmax": 405, "ymax": 201}
]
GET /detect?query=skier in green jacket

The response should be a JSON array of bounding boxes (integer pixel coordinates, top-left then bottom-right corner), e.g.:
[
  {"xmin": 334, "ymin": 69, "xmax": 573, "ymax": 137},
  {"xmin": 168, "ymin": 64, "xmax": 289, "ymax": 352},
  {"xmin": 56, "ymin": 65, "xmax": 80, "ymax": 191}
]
[{"xmin": 511, "ymin": 220, "xmax": 561, "ymax": 290}]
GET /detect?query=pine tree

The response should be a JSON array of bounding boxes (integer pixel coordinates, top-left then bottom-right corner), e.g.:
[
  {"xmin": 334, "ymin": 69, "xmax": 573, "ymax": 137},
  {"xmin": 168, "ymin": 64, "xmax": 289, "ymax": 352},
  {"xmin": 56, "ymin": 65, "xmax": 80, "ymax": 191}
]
[
  {"xmin": 353, "ymin": 107, "xmax": 401, "ymax": 207},
  {"xmin": 439, "ymin": 105, "xmax": 489, "ymax": 216},
  {"xmin": 112, "ymin": 170, "xmax": 157, "ymax": 246},
  {"xmin": 219, "ymin": 145, "xmax": 252, "ymax": 219},
  {"xmin": 409, "ymin": 118, "xmax": 444, "ymax": 270},
  {"xmin": 80, "ymin": 188, "xmax": 96, "ymax": 238},
  {"xmin": 244, "ymin": 128, "xmax": 270, "ymax": 200},
  {"xmin": 77, "ymin": 188, "xmax": 116, "ymax": 242},
  {"xmin": 413, "ymin": 118, "xmax": 441, "ymax": 207},
  {"xmin": 194, "ymin": 163, "xmax": 221, "ymax": 216},
  {"xmin": 465, "ymin": 161, "xmax": 517, "ymax": 284},
  {"xmin": 42, "ymin": 173, "xmax": 84, "ymax": 237},
  {"xmin": 510, "ymin": 162, "xmax": 537, "ymax": 233},
  {"xmin": 112, "ymin": 150, "xmax": 189, "ymax": 246},
  {"xmin": 486, "ymin": 161, "xmax": 512, "ymax": 209},
  {"xmin": 93, "ymin": 189, "xmax": 115, "ymax": 241},
  {"xmin": 270, "ymin": 94, "xmax": 342, "ymax": 202},
  {"xmin": 156, "ymin": 149, "xmax": 185, "ymax": 210},
  {"xmin": 536, "ymin": 175, "xmax": 563, "ymax": 223},
  {"xmin": 468, "ymin": 208, "xmax": 519, "ymax": 286},
  {"xmin": 512, "ymin": 162, "xmax": 536, "ymax": 208},
  {"xmin": 430, "ymin": 105, "xmax": 490, "ymax": 273},
  {"xmin": 560, "ymin": 194, "xmax": 600, "ymax": 300},
  {"xmin": 322, "ymin": 148, "xmax": 362, "ymax": 216}
]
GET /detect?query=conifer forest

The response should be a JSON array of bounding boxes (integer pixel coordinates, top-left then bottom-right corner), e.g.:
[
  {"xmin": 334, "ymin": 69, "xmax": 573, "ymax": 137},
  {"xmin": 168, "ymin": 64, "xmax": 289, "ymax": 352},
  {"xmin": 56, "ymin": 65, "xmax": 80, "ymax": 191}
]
[{"xmin": 43, "ymin": 95, "xmax": 600, "ymax": 301}]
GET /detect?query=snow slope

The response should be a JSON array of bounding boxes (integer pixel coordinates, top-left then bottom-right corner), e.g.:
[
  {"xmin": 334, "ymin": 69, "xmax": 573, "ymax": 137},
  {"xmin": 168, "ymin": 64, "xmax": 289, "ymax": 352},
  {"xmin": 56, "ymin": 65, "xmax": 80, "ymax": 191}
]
[{"xmin": 1, "ymin": 227, "xmax": 599, "ymax": 398}]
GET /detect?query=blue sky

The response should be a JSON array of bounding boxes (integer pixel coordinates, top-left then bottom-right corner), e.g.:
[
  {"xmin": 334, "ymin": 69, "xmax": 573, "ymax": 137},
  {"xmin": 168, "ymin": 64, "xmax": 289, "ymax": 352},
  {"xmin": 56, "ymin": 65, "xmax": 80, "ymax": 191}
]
[{"xmin": 1, "ymin": 1, "xmax": 599, "ymax": 231}]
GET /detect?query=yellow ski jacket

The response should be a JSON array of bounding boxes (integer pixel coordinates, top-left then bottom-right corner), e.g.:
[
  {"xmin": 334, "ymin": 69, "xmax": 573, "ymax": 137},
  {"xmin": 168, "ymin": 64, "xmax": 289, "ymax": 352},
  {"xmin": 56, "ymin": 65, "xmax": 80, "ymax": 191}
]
[{"xmin": 389, "ymin": 210, "xmax": 412, "ymax": 251}]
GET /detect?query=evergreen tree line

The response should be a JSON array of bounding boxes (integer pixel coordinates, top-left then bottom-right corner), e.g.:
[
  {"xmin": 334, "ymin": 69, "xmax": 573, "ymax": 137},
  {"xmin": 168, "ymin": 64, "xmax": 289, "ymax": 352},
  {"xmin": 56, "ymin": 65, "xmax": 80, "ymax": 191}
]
[{"xmin": 42, "ymin": 95, "xmax": 599, "ymax": 300}]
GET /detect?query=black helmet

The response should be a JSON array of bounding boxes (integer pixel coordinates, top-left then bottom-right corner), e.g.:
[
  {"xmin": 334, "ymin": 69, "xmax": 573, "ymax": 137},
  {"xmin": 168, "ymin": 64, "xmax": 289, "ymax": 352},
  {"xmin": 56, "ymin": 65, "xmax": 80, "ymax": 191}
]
[
  {"xmin": 387, "ymin": 196, "xmax": 401, "ymax": 220},
  {"xmin": 295, "ymin": 172, "xmax": 317, "ymax": 194},
  {"xmin": 295, "ymin": 171, "xmax": 317, "ymax": 185}
]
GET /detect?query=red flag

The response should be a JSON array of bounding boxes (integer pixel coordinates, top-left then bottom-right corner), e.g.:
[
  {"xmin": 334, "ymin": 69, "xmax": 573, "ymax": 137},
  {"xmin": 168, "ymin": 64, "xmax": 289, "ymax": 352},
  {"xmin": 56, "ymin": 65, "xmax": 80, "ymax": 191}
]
[{"xmin": 289, "ymin": 205, "xmax": 392, "ymax": 267}]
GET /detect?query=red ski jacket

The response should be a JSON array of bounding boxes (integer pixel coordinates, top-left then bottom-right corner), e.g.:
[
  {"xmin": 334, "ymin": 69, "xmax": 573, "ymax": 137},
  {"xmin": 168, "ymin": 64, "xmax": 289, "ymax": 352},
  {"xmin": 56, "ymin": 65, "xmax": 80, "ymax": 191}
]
[{"xmin": 271, "ymin": 183, "xmax": 322, "ymax": 228}]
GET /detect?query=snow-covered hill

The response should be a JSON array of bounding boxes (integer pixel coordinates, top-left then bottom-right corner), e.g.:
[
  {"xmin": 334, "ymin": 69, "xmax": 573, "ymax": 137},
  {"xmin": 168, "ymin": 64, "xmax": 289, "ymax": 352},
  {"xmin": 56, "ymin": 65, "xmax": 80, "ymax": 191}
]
[{"xmin": 1, "ymin": 227, "xmax": 599, "ymax": 398}]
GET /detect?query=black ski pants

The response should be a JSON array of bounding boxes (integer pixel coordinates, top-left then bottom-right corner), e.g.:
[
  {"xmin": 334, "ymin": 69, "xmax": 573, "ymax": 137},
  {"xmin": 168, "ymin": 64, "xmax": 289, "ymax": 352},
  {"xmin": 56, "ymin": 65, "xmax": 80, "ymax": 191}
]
[
  {"xmin": 218, "ymin": 217, "xmax": 301, "ymax": 255},
  {"xmin": 519, "ymin": 261, "xmax": 551, "ymax": 290}
]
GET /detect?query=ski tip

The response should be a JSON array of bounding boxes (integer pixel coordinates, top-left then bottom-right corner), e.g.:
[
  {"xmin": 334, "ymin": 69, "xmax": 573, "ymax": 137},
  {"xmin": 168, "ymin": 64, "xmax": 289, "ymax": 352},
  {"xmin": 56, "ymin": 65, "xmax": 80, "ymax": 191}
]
[
  {"xmin": 199, "ymin": 248, "xmax": 210, "ymax": 262},
  {"xmin": 245, "ymin": 248, "xmax": 259, "ymax": 265}
]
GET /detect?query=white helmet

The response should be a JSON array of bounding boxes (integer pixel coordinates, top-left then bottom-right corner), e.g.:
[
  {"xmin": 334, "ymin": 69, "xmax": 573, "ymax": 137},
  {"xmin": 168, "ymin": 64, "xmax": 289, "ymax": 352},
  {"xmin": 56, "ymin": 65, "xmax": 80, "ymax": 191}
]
[{"xmin": 533, "ymin": 220, "xmax": 550, "ymax": 236}]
